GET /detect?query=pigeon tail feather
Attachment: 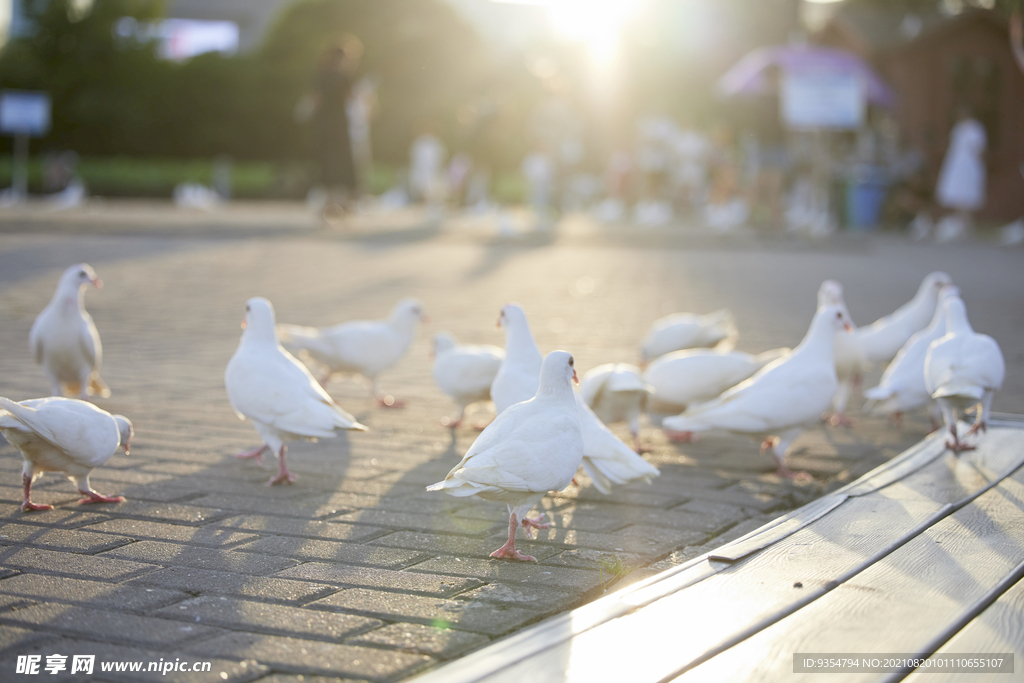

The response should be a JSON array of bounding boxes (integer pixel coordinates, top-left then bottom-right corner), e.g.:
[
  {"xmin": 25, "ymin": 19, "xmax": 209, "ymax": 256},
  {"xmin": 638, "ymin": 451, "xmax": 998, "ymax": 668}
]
[{"xmin": 932, "ymin": 384, "xmax": 985, "ymax": 401}]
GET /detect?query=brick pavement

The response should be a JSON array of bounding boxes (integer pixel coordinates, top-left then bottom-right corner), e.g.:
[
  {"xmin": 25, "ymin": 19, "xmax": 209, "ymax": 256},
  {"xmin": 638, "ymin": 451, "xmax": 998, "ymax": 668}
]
[{"xmin": 0, "ymin": 202, "xmax": 1021, "ymax": 682}]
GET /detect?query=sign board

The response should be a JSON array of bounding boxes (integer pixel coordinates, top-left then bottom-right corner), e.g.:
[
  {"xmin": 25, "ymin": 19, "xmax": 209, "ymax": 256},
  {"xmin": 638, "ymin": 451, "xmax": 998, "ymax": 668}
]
[
  {"xmin": 781, "ymin": 71, "xmax": 865, "ymax": 130},
  {"xmin": 0, "ymin": 90, "xmax": 51, "ymax": 137}
]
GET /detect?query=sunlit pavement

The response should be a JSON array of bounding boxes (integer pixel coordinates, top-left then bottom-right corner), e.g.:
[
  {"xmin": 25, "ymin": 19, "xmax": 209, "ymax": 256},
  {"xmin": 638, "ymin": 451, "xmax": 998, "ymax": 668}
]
[{"xmin": 0, "ymin": 201, "xmax": 1021, "ymax": 681}]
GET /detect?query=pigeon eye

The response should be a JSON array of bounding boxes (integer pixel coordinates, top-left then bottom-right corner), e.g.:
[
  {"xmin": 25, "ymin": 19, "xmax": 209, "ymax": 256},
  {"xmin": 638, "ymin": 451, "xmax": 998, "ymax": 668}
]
[
  {"xmin": 568, "ymin": 358, "xmax": 574, "ymax": 366},
  {"xmin": 835, "ymin": 312, "xmax": 841, "ymax": 319},
  {"xmin": 78, "ymin": 271, "xmax": 86, "ymax": 277},
  {"xmin": 245, "ymin": 305, "xmax": 250, "ymax": 312}
]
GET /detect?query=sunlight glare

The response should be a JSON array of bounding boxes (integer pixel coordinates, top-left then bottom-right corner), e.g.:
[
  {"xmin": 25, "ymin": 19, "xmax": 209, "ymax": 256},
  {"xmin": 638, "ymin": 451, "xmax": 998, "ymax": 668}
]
[{"xmin": 547, "ymin": 0, "xmax": 641, "ymax": 64}]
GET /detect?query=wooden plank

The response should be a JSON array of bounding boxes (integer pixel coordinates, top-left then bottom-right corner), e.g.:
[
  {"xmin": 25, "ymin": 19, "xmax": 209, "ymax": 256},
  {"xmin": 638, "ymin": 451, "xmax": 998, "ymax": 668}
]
[
  {"xmin": 900, "ymin": 561, "xmax": 1024, "ymax": 683},
  {"xmin": 706, "ymin": 494, "xmax": 848, "ymax": 564},
  {"xmin": 670, "ymin": 465, "xmax": 1024, "ymax": 683},
  {"xmin": 467, "ymin": 496, "xmax": 946, "ymax": 683}
]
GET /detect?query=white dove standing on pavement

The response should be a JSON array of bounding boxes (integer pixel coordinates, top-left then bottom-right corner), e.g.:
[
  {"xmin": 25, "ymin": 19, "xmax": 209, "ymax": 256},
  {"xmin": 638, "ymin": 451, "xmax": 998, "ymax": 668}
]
[
  {"xmin": 924, "ymin": 294, "xmax": 1005, "ymax": 454},
  {"xmin": 428, "ymin": 350, "xmax": 583, "ymax": 562},
  {"xmin": 663, "ymin": 305, "xmax": 852, "ymax": 479},
  {"xmin": 0, "ymin": 396, "xmax": 132, "ymax": 512},
  {"xmin": 276, "ymin": 298, "xmax": 428, "ymax": 407},
  {"xmin": 226, "ymin": 297, "xmax": 368, "ymax": 486},
  {"xmin": 491, "ymin": 304, "xmax": 659, "ymax": 493},
  {"xmin": 581, "ymin": 363, "xmax": 649, "ymax": 452},
  {"xmin": 863, "ymin": 285, "xmax": 961, "ymax": 428},
  {"xmin": 855, "ymin": 272, "xmax": 953, "ymax": 365},
  {"xmin": 646, "ymin": 347, "xmax": 789, "ymax": 434},
  {"xmin": 817, "ymin": 280, "xmax": 866, "ymax": 426},
  {"xmin": 29, "ymin": 263, "xmax": 110, "ymax": 399},
  {"xmin": 431, "ymin": 331, "xmax": 504, "ymax": 428},
  {"xmin": 640, "ymin": 308, "xmax": 737, "ymax": 362}
]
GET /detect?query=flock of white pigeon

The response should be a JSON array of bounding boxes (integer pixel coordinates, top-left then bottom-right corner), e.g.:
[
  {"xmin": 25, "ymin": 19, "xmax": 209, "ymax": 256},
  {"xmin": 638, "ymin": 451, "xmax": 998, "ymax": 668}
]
[{"xmin": 0, "ymin": 263, "xmax": 1007, "ymax": 562}]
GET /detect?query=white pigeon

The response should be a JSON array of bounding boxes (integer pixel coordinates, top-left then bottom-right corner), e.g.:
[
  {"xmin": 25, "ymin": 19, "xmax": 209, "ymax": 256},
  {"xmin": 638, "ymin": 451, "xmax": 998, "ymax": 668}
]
[
  {"xmin": 816, "ymin": 280, "xmax": 867, "ymax": 426},
  {"xmin": 855, "ymin": 272, "xmax": 953, "ymax": 365},
  {"xmin": 863, "ymin": 285, "xmax": 961, "ymax": 428},
  {"xmin": 581, "ymin": 363, "xmax": 649, "ymax": 452},
  {"xmin": 644, "ymin": 347, "xmax": 789, "ymax": 423},
  {"xmin": 225, "ymin": 297, "xmax": 368, "ymax": 486},
  {"xmin": 432, "ymin": 331, "xmax": 504, "ymax": 428},
  {"xmin": 0, "ymin": 396, "xmax": 132, "ymax": 512},
  {"xmin": 29, "ymin": 263, "xmax": 110, "ymax": 399},
  {"xmin": 427, "ymin": 350, "xmax": 583, "ymax": 562},
  {"xmin": 277, "ymin": 298, "xmax": 428, "ymax": 407},
  {"xmin": 924, "ymin": 294, "xmax": 1005, "ymax": 454},
  {"xmin": 491, "ymin": 304, "xmax": 659, "ymax": 493},
  {"xmin": 640, "ymin": 308, "xmax": 738, "ymax": 362},
  {"xmin": 662, "ymin": 305, "xmax": 852, "ymax": 479}
]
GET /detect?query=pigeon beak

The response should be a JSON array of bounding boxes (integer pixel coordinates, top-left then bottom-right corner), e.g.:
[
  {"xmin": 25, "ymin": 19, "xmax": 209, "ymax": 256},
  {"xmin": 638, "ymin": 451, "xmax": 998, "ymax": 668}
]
[
  {"xmin": 421, "ymin": 313, "xmax": 431, "ymax": 324},
  {"xmin": 572, "ymin": 370, "xmax": 579, "ymax": 385},
  {"xmin": 429, "ymin": 349, "xmax": 435, "ymax": 360},
  {"xmin": 241, "ymin": 317, "xmax": 247, "ymax": 330},
  {"xmin": 91, "ymin": 277, "xmax": 103, "ymax": 289},
  {"xmin": 843, "ymin": 322, "xmax": 853, "ymax": 333},
  {"xmin": 495, "ymin": 317, "xmax": 502, "ymax": 329},
  {"xmin": 124, "ymin": 440, "xmax": 130, "ymax": 456}
]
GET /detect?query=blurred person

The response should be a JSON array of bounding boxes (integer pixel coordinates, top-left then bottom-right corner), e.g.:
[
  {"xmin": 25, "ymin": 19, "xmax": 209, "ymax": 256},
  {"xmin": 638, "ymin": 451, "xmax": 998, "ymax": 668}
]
[
  {"xmin": 703, "ymin": 123, "xmax": 749, "ymax": 232},
  {"xmin": 348, "ymin": 76, "xmax": 378, "ymax": 189},
  {"xmin": 935, "ymin": 107, "xmax": 987, "ymax": 238},
  {"xmin": 308, "ymin": 38, "xmax": 362, "ymax": 224},
  {"xmin": 409, "ymin": 122, "xmax": 448, "ymax": 206},
  {"xmin": 521, "ymin": 150, "xmax": 555, "ymax": 228},
  {"xmin": 671, "ymin": 122, "xmax": 711, "ymax": 216},
  {"xmin": 633, "ymin": 114, "xmax": 677, "ymax": 227}
]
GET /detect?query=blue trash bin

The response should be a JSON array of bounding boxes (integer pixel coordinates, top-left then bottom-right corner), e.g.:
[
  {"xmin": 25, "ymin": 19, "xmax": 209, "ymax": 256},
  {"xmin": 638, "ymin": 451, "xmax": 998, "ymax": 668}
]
[{"xmin": 845, "ymin": 166, "xmax": 889, "ymax": 231}]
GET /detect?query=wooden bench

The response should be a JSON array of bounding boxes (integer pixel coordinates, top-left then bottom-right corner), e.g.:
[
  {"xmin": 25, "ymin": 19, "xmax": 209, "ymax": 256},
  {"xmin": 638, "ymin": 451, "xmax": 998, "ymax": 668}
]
[{"xmin": 413, "ymin": 415, "xmax": 1024, "ymax": 682}]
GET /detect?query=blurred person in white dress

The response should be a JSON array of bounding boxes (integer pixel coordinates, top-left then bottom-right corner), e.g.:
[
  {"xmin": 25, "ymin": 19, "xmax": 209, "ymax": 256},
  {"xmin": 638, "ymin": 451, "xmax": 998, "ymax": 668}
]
[{"xmin": 934, "ymin": 109, "xmax": 986, "ymax": 242}]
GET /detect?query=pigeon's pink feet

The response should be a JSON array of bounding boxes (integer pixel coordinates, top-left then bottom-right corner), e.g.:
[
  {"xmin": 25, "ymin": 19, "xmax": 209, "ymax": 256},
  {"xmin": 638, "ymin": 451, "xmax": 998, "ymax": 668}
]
[
  {"xmin": 440, "ymin": 416, "xmax": 462, "ymax": 429},
  {"xmin": 520, "ymin": 513, "xmax": 551, "ymax": 539},
  {"xmin": 775, "ymin": 466, "xmax": 813, "ymax": 482},
  {"xmin": 235, "ymin": 445, "xmax": 266, "ymax": 462},
  {"xmin": 665, "ymin": 429, "xmax": 695, "ymax": 443},
  {"xmin": 78, "ymin": 491, "xmax": 126, "ymax": 505},
  {"xmin": 376, "ymin": 395, "xmax": 406, "ymax": 408},
  {"xmin": 828, "ymin": 413, "xmax": 854, "ymax": 428},
  {"xmin": 633, "ymin": 437, "xmax": 651, "ymax": 454},
  {"xmin": 266, "ymin": 447, "xmax": 298, "ymax": 486},
  {"xmin": 21, "ymin": 474, "xmax": 53, "ymax": 512},
  {"xmin": 267, "ymin": 470, "xmax": 298, "ymax": 486},
  {"xmin": 966, "ymin": 421, "xmax": 987, "ymax": 436},
  {"xmin": 946, "ymin": 439, "xmax": 976, "ymax": 455},
  {"xmin": 490, "ymin": 541, "xmax": 537, "ymax": 562}
]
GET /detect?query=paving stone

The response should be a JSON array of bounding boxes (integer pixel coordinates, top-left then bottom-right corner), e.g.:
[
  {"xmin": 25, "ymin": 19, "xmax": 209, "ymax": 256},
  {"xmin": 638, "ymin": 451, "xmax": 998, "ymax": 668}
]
[
  {"xmin": 185, "ymin": 631, "xmax": 433, "ymax": 682},
  {"xmin": 83, "ymin": 519, "xmax": 260, "ymax": 548},
  {"xmin": 128, "ymin": 567, "xmax": 337, "ymax": 605},
  {"xmin": 0, "ymin": 602, "xmax": 224, "ymax": 648},
  {"xmin": 0, "ymin": 637, "xmax": 267, "ymax": 683},
  {"xmin": 212, "ymin": 515, "xmax": 387, "ymax": 543},
  {"xmin": 527, "ymin": 525, "xmax": 707, "ymax": 561},
  {"xmin": 543, "ymin": 547, "xmax": 649, "ymax": 574},
  {"xmin": 155, "ymin": 596, "xmax": 382, "ymax": 642},
  {"xmin": 0, "ymin": 547, "xmax": 159, "ymax": 581},
  {"xmin": 275, "ymin": 564, "xmax": 482, "ymax": 598},
  {"xmin": 185, "ymin": 493, "xmax": 342, "ymax": 517},
  {"xmin": 234, "ymin": 537, "xmax": 425, "ymax": 569},
  {"xmin": 0, "ymin": 624, "xmax": 48, "ymax": 653},
  {"xmin": 367, "ymin": 531, "xmax": 563, "ymax": 562},
  {"xmin": 405, "ymin": 557, "xmax": 602, "ymax": 592},
  {"xmin": 0, "ymin": 508, "xmax": 111, "ymax": 529},
  {"xmin": 349, "ymin": 623, "xmax": 490, "ymax": 660},
  {"xmin": 0, "ymin": 525, "xmax": 134, "ymax": 553},
  {"xmin": 330, "ymin": 509, "xmax": 499, "ymax": 536},
  {"xmin": 97, "ymin": 501, "xmax": 235, "ymax": 525},
  {"xmin": 308, "ymin": 588, "xmax": 540, "ymax": 637},
  {"xmin": 0, "ymin": 573, "xmax": 188, "ymax": 611},
  {"xmin": 452, "ymin": 582, "xmax": 580, "ymax": 612},
  {"xmin": 102, "ymin": 541, "xmax": 299, "ymax": 575}
]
